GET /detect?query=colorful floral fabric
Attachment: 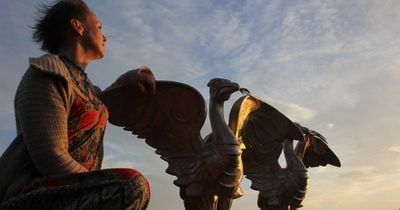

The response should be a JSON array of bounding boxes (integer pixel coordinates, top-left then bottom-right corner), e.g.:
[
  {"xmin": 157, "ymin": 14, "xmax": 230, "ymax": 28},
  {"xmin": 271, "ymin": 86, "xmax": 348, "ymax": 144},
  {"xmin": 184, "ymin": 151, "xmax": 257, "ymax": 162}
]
[{"xmin": 67, "ymin": 89, "xmax": 108, "ymax": 171}]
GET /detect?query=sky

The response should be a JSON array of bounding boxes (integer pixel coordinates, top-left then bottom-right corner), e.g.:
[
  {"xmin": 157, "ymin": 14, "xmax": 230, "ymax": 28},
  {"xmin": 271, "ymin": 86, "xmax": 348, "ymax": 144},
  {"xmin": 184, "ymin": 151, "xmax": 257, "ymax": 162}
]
[{"xmin": 1, "ymin": 0, "xmax": 400, "ymax": 209}]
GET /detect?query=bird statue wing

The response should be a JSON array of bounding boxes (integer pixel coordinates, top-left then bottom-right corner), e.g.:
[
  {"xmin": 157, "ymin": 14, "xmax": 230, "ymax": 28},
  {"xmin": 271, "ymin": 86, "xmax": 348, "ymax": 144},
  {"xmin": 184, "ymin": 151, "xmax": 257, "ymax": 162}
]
[
  {"xmin": 294, "ymin": 124, "xmax": 341, "ymax": 168},
  {"xmin": 99, "ymin": 80, "xmax": 206, "ymax": 185},
  {"xmin": 228, "ymin": 95, "xmax": 304, "ymax": 187},
  {"xmin": 229, "ymin": 95, "xmax": 308, "ymax": 209}
]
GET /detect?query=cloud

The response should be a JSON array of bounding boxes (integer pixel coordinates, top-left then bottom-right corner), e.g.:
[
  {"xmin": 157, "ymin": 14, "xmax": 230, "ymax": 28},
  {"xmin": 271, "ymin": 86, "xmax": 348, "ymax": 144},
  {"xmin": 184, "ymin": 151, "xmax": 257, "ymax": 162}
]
[
  {"xmin": 285, "ymin": 102, "xmax": 317, "ymax": 122},
  {"xmin": 88, "ymin": 0, "xmax": 214, "ymax": 89},
  {"xmin": 258, "ymin": 98, "xmax": 317, "ymax": 122},
  {"xmin": 305, "ymin": 164, "xmax": 400, "ymax": 209},
  {"xmin": 388, "ymin": 145, "xmax": 400, "ymax": 153},
  {"xmin": 2, "ymin": 0, "xmax": 400, "ymax": 209},
  {"xmin": 195, "ymin": 10, "xmax": 250, "ymax": 58}
]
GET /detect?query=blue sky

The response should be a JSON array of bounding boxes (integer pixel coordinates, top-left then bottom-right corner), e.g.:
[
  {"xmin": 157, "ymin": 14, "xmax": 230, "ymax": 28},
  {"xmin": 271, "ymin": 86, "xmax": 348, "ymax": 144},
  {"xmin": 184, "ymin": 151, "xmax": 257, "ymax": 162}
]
[{"xmin": 1, "ymin": 0, "xmax": 400, "ymax": 209}]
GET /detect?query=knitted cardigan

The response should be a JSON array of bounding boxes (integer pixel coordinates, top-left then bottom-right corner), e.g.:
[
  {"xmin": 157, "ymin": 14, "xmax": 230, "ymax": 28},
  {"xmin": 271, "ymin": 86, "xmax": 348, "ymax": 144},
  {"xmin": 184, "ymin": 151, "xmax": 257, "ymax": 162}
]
[{"xmin": 0, "ymin": 54, "xmax": 139, "ymax": 202}]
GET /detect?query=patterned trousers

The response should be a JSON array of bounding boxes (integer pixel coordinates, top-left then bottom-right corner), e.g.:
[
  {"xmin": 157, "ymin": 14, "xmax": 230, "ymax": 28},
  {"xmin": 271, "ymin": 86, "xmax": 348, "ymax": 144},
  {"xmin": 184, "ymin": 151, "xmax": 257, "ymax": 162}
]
[{"xmin": 0, "ymin": 168, "xmax": 150, "ymax": 210}]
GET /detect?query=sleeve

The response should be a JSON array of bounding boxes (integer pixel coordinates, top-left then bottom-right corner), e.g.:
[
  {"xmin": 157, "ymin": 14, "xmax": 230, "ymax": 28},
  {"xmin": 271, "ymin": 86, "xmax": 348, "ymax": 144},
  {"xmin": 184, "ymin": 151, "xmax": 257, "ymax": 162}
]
[{"xmin": 14, "ymin": 68, "xmax": 88, "ymax": 176}]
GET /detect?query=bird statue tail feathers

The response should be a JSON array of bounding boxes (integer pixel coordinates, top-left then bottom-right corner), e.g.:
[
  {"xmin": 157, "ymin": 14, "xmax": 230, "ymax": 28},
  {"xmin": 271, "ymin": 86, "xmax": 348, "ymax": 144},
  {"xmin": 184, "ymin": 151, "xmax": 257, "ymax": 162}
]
[{"xmin": 294, "ymin": 123, "xmax": 341, "ymax": 168}]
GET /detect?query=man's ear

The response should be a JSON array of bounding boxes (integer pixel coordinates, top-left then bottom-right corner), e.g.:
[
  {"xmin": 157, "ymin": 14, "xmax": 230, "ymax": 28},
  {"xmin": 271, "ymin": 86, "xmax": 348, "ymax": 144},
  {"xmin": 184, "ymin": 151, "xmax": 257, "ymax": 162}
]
[{"xmin": 70, "ymin": 18, "xmax": 84, "ymax": 36}]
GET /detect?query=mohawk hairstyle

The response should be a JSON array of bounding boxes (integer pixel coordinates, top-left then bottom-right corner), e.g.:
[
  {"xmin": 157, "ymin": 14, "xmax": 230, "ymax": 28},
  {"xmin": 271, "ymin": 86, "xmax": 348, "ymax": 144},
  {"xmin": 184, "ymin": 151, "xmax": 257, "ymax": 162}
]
[{"xmin": 32, "ymin": 0, "xmax": 91, "ymax": 54}]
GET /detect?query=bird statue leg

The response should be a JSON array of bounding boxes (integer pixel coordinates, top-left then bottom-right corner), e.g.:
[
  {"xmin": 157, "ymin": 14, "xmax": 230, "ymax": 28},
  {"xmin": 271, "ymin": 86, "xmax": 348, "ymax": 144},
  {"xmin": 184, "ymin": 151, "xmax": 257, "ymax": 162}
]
[{"xmin": 257, "ymin": 139, "xmax": 308, "ymax": 210}]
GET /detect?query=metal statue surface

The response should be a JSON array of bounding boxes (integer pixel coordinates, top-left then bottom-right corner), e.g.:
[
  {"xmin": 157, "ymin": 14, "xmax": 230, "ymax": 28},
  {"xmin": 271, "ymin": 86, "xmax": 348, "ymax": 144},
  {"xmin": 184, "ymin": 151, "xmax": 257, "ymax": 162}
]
[
  {"xmin": 100, "ymin": 78, "xmax": 341, "ymax": 210},
  {"xmin": 229, "ymin": 95, "xmax": 341, "ymax": 210}
]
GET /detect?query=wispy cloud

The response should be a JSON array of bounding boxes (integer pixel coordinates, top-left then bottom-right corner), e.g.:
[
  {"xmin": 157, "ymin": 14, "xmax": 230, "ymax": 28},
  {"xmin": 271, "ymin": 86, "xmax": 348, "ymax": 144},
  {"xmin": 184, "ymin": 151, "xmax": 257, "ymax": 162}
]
[
  {"xmin": 306, "ymin": 164, "xmax": 400, "ymax": 209},
  {"xmin": 1, "ymin": 0, "xmax": 400, "ymax": 209}
]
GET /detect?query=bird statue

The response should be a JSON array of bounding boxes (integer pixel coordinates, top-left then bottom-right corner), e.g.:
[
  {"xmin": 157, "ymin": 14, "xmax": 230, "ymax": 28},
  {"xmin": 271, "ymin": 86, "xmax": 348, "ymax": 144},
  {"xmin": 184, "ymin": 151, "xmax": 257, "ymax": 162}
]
[
  {"xmin": 101, "ymin": 78, "xmax": 245, "ymax": 210},
  {"xmin": 100, "ymin": 78, "xmax": 341, "ymax": 210},
  {"xmin": 229, "ymin": 95, "xmax": 341, "ymax": 210}
]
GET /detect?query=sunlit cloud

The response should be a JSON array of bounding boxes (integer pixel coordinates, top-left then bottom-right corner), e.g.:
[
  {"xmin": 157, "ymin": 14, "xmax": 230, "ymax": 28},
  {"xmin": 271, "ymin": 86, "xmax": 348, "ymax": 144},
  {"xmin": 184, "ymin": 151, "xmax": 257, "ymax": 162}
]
[
  {"xmin": 285, "ymin": 102, "xmax": 317, "ymax": 122},
  {"xmin": 2, "ymin": 0, "xmax": 400, "ymax": 209},
  {"xmin": 388, "ymin": 145, "xmax": 400, "ymax": 153}
]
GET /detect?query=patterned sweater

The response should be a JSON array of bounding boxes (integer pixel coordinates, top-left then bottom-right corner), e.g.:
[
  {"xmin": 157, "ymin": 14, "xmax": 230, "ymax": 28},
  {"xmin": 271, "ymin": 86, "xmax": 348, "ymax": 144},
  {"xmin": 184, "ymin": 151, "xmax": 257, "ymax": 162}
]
[{"xmin": 0, "ymin": 54, "xmax": 140, "ymax": 202}]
